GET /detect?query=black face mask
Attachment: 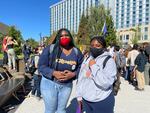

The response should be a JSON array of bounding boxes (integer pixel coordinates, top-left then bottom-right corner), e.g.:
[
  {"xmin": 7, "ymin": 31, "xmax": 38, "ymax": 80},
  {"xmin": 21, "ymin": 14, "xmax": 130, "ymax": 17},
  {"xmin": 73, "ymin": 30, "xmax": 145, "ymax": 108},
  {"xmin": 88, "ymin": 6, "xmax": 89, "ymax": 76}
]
[{"xmin": 90, "ymin": 47, "xmax": 104, "ymax": 58}]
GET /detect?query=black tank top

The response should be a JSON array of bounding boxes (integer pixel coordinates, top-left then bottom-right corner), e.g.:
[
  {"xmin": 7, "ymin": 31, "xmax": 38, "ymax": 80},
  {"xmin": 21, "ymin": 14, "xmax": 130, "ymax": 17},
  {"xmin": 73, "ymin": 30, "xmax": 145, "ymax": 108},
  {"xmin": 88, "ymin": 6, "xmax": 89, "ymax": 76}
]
[{"xmin": 7, "ymin": 44, "xmax": 13, "ymax": 49}]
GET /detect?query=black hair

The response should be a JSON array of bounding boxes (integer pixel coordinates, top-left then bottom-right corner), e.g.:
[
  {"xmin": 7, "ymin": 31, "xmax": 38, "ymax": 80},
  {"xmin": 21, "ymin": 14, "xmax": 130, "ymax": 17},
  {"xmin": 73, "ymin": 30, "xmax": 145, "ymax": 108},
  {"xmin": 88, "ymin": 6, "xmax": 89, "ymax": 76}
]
[
  {"xmin": 50, "ymin": 28, "xmax": 76, "ymax": 70},
  {"xmin": 90, "ymin": 36, "xmax": 106, "ymax": 48},
  {"xmin": 132, "ymin": 44, "xmax": 138, "ymax": 50},
  {"xmin": 114, "ymin": 45, "xmax": 120, "ymax": 51},
  {"xmin": 52, "ymin": 28, "xmax": 75, "ymax": 46}
]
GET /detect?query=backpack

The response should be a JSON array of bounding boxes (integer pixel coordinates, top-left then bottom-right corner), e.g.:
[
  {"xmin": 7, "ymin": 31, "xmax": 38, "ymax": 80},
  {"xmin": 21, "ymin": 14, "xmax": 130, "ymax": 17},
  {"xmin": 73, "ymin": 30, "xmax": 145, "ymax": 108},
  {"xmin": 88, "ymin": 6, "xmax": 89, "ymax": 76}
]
[
  {"xmin": 103, "ymin": 55, "xmax": 121, "ymax": 96},
  {"xmin": 25, "ymin": 55, "xmax": 37, "ymax": 74}
]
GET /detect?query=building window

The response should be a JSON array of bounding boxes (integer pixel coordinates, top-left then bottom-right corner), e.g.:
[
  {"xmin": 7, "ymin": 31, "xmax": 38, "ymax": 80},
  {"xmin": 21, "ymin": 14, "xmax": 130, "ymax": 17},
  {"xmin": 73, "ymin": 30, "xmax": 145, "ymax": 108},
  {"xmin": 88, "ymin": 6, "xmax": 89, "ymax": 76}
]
[
  {"xmin": 139, "ymin": 14, "xmax": 142, "ymax": 18},
  {"xmin": 132, "ymin": 23, "xmax": 135, "ymax": 26},
  {"xmin": 126, "ymin": 35, "xmax": 129, "ymax": 40},
  {"xmin": 145, "ymin": 22, "xmax": 149, "ymax": 25},
  {"xmin": 133, "ymin": 3, "xmax": 136, "ymax": 6},
  {"xmin": 146, "ymin": 13, "xmax": 149, "ymax": 16},
  {"xmin": 139, "ymin": 19, "xmax": 142, "ymax": 22},
  {"xmin": 146, "ymin": 18, "xmax": 149, "ymax": 21},
  {"xmin": 132, "ymin": 20, "xmax": 136, "ymax": 23},
  {"xmin": 126, "ymin": 21, "xmax": 129, "ymax": 24},
  {"xmin": 146, "ymin": 8, "xmax": 149, "ymax": 12},
  {"xmin": 126, "ymin": 17, "xmax": 130, "ymax": 20},
  {"xmin": 139, "ymin": 1, "xmax": 142, "ymax": 4},
  {"xmin": 133, "ymin": 7, "xmax": 136, "ymax": 10},
  {"xmin": 145, "ymin": 27, "xmax": 148, "ymax": 32},
  {"xmin": 146, "ymin": 4, "xmax": 149, "ymax": 7},
  {"xmin": 120, "ymin": 35, "xmax": 122, "ymax": 40},
  {"xmin": 144, "ymin": 35, "xmax": 148, "ymax": 40},
  {"xmin": 139, "ymin": 6, "xmax": 142, "ymax": 9}
]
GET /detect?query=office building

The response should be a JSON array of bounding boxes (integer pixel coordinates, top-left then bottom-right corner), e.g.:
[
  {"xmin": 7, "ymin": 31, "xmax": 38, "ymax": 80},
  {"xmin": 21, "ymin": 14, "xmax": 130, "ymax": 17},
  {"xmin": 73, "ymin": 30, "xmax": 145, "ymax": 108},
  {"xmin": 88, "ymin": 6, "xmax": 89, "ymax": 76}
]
[
  {"xmin": 50, "ymin": 0, "xmax": 111, "ymax": 35},
  {"xmin": 115, "ymin": 0, "xmax": 150, "ymax": 44}
]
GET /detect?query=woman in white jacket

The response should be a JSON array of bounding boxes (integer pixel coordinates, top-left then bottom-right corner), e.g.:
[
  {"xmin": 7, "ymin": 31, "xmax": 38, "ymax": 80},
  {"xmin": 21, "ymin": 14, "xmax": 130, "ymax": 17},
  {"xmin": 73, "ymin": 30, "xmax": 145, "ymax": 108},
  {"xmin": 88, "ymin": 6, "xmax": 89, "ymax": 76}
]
[{"xmin": 76, "ymin": 36, "xmax": 117, "ymax": 113}]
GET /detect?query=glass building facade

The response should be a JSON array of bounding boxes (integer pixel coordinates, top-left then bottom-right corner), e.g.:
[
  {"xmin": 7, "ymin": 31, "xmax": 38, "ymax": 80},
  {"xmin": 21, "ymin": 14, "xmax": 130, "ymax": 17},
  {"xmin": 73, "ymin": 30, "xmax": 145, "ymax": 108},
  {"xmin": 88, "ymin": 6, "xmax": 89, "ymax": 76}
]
[
  {"xmin": 50, "ymin": 0, "xmax": 111, "ymax": 35},
  {"xmin": 115, "ymin": 0, "xmax": 150, "ymax": 43},
  {"xmin": 115, "ymin": 0, "xmax": 150, "ymax": 29}
]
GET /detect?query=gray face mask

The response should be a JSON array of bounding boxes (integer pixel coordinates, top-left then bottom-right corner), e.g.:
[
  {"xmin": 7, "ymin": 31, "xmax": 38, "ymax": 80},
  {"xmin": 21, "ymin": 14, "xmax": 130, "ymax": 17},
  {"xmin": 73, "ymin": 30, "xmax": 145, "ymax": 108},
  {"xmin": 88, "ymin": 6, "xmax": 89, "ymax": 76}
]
[{"xmin": 90, "ymin": 47, "xmax": 104, "ymax": 58}]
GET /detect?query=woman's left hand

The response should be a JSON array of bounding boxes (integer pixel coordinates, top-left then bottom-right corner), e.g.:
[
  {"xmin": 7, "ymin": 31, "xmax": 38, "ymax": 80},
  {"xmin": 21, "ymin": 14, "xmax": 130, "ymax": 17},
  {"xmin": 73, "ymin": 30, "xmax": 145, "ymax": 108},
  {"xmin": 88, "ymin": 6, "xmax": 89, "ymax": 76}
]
[
  {"xmin": 89, "ymin": 59, "xmax": 96, "ymax": 67},
  {"xmin": 60, "ymin": 70, "xmax": 75, "ymax": 81}
]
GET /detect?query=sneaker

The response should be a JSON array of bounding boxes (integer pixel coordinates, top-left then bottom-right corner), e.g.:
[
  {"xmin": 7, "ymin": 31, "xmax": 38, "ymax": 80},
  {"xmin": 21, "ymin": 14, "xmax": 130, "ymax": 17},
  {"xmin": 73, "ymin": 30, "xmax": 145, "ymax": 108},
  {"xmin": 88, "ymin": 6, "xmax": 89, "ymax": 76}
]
[
  {"xmin": 135, "ymin": 87, "xmax": 144, "ymax": 91},
  {"xmin": 35, "ymin": 96, "xmax": 42, "ymax": 100}
]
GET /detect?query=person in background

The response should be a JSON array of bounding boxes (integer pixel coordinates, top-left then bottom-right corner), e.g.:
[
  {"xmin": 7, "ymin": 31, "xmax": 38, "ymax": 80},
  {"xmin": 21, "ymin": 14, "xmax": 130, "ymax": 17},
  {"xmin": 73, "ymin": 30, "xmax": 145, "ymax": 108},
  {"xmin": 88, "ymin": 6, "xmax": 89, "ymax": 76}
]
[
  {"xmin": 134, "ymin": 46, "xmax": 147, "ymax": 91},
  {"xmin": 108, "ymin": 42, "xmax": 115, "ymax": 58},
  {"xmin": 76, "ymin": 36, "xmax": 117, "ymax": 113},
  {"xmin": 6, "ymin": 36, "xmax": 18, "ymax": 71},
  {"xmin": 127, "ymin": 44, "xmax": 139, "ymax": 84},
  {"xmin": 31, "ymin": 46, "xmax": 42, "ymax": 99},
  {"xmin": 2, "ymin": 35, "xmax": 8, "ymax": 66},
  {"xmin": 143, "ymin": 42, "xmax": 150, "ymax": 85},
  {"xmin": 22, "ymin": 40, "xmax": 32, "ymax": 66},
  {"xmin": 38, "ymin": 28, "xmax": 83, "ymax": 113},
  {"xmin": 82, "ymin": 49, "xmax": 89, "ymax": 58},
  {"xmin": 38, "ymin": 45, "xmax": 44, "ymax": 54}
]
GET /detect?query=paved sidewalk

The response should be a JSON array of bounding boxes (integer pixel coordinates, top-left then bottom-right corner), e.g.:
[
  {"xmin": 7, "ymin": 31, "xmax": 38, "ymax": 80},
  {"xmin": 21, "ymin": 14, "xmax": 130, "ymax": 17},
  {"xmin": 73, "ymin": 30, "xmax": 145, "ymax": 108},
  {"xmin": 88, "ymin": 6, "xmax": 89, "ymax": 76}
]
[{"xmin": 14, "ymin": 78, "xmax": 150, "ymax": 113}]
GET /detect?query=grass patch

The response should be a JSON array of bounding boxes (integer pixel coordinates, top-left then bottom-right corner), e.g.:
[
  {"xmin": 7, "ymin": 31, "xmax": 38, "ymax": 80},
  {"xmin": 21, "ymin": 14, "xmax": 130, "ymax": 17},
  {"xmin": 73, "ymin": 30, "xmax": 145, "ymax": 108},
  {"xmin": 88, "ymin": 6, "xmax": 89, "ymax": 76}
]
[
  {"xmin": 0, "ymin": 53, "xmax": 3, "ymax": 59},
  {"xmin": 0, "ymin": 53, "xmax": 24, "ymax": 59}
]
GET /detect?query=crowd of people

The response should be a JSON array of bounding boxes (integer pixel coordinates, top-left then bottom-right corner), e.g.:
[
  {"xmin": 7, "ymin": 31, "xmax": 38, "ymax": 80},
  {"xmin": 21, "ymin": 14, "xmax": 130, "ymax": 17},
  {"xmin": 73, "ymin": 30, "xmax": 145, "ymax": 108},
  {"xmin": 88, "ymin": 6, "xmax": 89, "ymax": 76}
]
[
  {"xmin": 1, "ymin": 29, "xmax": 150, "ymax": 113},
  {"xmin": 107, "ymin": 43, "xmax": 150, "ymax": 91}
]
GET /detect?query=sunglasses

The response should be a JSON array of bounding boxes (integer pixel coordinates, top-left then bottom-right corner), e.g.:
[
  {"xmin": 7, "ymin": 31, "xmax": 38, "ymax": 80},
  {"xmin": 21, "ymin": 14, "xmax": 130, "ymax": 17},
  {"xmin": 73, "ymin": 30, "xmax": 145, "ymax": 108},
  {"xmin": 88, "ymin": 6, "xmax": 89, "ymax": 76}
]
[{"xmin": 60, "ymin": 34, "xmax": 69, "ymax": 37}]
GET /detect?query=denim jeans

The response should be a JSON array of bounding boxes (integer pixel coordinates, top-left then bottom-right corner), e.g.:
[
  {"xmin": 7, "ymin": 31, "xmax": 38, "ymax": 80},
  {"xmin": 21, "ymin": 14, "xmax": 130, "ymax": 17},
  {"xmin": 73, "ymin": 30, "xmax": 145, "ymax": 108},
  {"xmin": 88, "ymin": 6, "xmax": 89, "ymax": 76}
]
[
  {"xmin": 31, "ymin": 74, "xmax": 41, "ymax": 97},
  {"xmin": 7, "ymin": 48, "xmax": 16, "ymax": 69},
  {"xmin": 40, "ymin": 76, "xmax": 73, "ymax": 113},
  {"xmin": 3, "ymin": 51, "xmax": 8, "ymax": 65}
]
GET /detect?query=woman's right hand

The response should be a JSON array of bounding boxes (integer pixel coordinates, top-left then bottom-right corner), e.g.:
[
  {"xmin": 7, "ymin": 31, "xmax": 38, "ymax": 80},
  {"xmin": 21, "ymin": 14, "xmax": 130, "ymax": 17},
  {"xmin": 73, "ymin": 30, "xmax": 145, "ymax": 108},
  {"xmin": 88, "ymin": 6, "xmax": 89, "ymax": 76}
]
[{"xmin": 52, "ymin": 71, "xmax": 65, "ymax": 80}]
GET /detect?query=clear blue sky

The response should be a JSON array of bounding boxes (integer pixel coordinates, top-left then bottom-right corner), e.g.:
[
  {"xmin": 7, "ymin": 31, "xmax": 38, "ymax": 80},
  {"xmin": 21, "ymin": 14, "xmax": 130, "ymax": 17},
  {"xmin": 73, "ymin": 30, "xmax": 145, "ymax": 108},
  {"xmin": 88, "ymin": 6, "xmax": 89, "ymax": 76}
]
[{"xmin": 0, "ymin": 0, "xmax": 60, "ymax": 41}]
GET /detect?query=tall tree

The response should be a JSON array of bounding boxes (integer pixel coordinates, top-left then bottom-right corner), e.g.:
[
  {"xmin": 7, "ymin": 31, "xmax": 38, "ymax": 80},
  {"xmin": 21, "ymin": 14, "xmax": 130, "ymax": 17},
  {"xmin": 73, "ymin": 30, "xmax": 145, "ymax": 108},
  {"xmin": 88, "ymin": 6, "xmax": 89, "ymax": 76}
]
[
  {"xmin": 130, "ymin": 25, "xmax": 140, "ymax": 44},
  {"xmin": 77, "ymin": 14, "xmax": 90, "ymax": 45},
  {"xmin": 105, "ymin": 10, "xmax": 117, "ymax": 45},
  {"xmin": 88, "ymin": 5, "xmax": 106, "ymax": 36},
  {"xmin": 8, "ymin": 26, "xmax": 23, "ymax": 44},
  {"xmin": 87, "ymin": 5, "xmax": 117, "ymax": 45},
  {"xmin": 8, "ymin": 26, "xmax": 23, "ymax": 55},
  {"xmin": 27, "ymin": 38, "xmax": 39, "ymax": 49}
]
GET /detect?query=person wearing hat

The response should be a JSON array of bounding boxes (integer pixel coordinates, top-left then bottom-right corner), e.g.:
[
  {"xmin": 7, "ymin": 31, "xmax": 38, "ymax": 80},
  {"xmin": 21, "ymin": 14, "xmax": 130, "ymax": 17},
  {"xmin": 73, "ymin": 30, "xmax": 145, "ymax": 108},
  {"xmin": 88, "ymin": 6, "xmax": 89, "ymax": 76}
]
[
  {"xmin": 76, "ymin": 36, "xmax": 117, "ymax": 113},
  {"xmin": 38, "ymin": 28, "xmax": 83, "ymax": 113}
]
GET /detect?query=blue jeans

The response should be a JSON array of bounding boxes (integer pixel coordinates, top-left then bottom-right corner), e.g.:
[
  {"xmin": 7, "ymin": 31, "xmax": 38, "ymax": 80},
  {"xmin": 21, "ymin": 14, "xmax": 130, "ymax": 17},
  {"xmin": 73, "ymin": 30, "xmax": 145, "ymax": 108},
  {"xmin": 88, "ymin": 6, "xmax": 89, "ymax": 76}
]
[
  {"xmin": 3, "ymin": 51, "xmax": 8, "ymax": 65},
  {"xmin": 40, "ymin": 76, "xmax": 73, "ymax": 113},
  {"xmin": 31, "ymin": 74, "xmax": 41, "ymax": 97}
]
